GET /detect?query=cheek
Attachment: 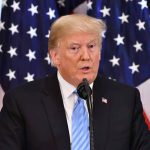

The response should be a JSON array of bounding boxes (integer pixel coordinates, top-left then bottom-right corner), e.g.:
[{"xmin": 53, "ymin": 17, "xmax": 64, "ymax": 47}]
[
  {"xmin": 61, "ymin": 58, "xmax": 77, "ymax": 72},
  {"xmin": 94, "ymin": 53, "xmax": 100, "ymax": 64},
  {"xmin": 92, "ymin": 56, "xmax": 100, "ymax": 72}
]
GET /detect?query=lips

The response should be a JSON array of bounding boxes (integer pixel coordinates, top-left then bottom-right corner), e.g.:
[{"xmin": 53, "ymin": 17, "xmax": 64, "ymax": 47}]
[
  {"xmin": 82, "ymin": 66, "xmax": 90, "ymax": 70},
  {"xmin": 80, "ymin": 66, "xmax": 91, "ymax": 73}
]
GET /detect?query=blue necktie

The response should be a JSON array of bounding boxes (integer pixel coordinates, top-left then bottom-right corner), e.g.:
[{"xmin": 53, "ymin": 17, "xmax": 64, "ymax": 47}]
[{"xmin": 72, "ymin": 94, "xmax": 90, "ymax": 150}]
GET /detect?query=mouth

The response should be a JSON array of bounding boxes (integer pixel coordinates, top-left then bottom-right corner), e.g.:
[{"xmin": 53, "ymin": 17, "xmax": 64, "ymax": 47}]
[{"xmin": 80, "ymin": 66, "xmax": 91, "ymax": 73}]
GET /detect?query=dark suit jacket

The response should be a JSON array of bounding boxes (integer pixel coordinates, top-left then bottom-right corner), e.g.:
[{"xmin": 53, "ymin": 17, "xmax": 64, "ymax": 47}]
[{"xmin": 0, "ymin": 74, "xmax": 150, "ymax": 150}]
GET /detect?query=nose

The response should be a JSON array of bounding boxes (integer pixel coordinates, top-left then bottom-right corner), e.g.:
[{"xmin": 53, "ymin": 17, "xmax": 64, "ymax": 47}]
[{"xmin": 80, "ymin": 47, "xmax": 90, "ymax": 61}]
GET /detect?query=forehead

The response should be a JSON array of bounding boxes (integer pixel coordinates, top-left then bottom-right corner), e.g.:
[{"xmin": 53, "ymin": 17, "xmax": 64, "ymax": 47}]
[{"xmin": 61, "ymin": 32, "xmax": 99, "ymax": 45}]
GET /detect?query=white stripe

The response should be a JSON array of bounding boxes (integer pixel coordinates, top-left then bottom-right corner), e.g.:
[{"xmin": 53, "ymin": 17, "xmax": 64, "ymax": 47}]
[
  {"xmin": 0, "ymin": 84, "xmax": 4, "ymax": 110},
  {"xmin": 137, "ymin": 78, "xmax": 150, "ymax": 121},
  {"xmin": 73, "ymin": 1, "xmax": 87, "ymax": 14}
]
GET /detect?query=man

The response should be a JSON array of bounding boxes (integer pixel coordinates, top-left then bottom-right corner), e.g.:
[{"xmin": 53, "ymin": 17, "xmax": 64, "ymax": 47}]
[{"xmin": 0, "ymin": 14, "xmax": 150, "ymax": 150}]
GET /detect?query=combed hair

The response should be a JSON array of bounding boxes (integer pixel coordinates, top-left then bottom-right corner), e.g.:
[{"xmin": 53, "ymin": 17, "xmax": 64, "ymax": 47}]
[{"xmin": 48, "ymin": 14, "xmax": 106, "ymax": 50}]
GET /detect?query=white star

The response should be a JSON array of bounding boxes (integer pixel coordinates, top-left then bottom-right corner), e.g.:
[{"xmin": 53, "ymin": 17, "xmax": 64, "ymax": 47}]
[
  {"xmin": 133, "ymin": 41, "xmax": 143, "ymax": 52},
  {"xmin": 136, "ymin": 19, "xmax": 145, "ymax": 30},
  {"xmin": 24, "ymin": 72, "xmax": 35, "ymax": 82},
  {"xmin": 2, "ymin": 0, "xmax": 7, "ymax": 7},
  {"xmin": 87, "ymin": 0, "xmax": 93, "ymax": 10},
  {"xmin": 57, "ymin": 0, "xmax": 65, "ymax": 7},
  {"xmin": 118, "ymin": 13, "xmax": 129, "ymax": 24},
  {"xmin": 27, "ymin": 27, "xmax": 37, "ymax": 38},
  {"xmin": 109, "ymin": 56, "xmax": 120, "ymax": 67},
  {"xmin": 11, "ymin": 1, "xmax": 20, "ymax": 12},
  {"xmin": 9, "ymin": 23, "xmax": 19, "ymax": 35},
  {"xmin": 26, "ymin": 49, "xmax": 36, "ymax": 62},
  {"xmin": 7, "ymin": 46, "xmax": 17, "ymax": 58},
  {"xmin": 100, "ymin": 6, "xmax": 111, "ymax": 17},
  {"xmin": 0, "ymin": 21, "xmax": 5, "ymax": 31},
  {"xmin": 129, "ymin": 62, "xmax": 140, "ymax": 74},
  {"xmin": 6, "ymin": 69, "xmax": 16, "ymax": 81},
  {"xmin": 114, "ymin": 34, "xmax": 125, "ymax": 46},
  {"xmin": 45, "ymin": 30, "xmax": 50, "ymax": 38},
  {"xmin": 28, "ymin": 4, "xmax": 38, "ymax": 16},
  {"xmin": 46, "ymin": 8, "xmax": 56, "ymax": 20},
  {"xmin": 102, "ymin": 30, "xmax": 106, "ymax": 38},
  {"xmin": 138, "ymin": 0, "xmax": 148, "ymax": 10},
  {"xmin": 0, "ymin": 45, "xmax": 3, "ymax": 53},
  {"xmin": 45, "ymin": 53, "xmax": 51, "ymax": 64}
]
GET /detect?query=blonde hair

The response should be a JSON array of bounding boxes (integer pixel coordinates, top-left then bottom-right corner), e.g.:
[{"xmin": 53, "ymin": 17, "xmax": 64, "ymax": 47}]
[{"xmin": 48, "ymin": 14, "xmax": 106, "ymax": 50}]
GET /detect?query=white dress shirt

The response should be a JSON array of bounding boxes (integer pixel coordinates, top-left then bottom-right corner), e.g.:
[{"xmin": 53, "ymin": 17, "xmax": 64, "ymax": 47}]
[{"xmin": 57, "ymin": 72, "xmax": 93, "ymax": 142}]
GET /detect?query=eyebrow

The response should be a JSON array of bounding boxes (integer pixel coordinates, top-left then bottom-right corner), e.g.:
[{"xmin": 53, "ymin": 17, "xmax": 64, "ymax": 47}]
[
  {"xmin": 88, "ymin": 39, "xmax": 97, "ymax": 44},
  {"xmin": 68, "ymin": 39, "xmax": 98, "ymax": 45}
]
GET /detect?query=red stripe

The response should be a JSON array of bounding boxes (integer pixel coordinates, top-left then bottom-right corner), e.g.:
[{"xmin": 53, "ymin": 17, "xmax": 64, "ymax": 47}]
[{"xmin": 143, "ymin": 112, "xmax": 150, "ymax": 130}]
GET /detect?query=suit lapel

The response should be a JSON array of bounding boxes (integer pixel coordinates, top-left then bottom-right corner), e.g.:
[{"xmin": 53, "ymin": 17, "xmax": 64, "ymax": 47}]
[
  {"xmin": 41, "ymin": 74, "xmax": 70, "ymax": 150},
  {"xmin": 93, "ymin": 76, "xmax": 111, "ymax": 150},
  {"xmin": 40, "ymin": 74, "xmax": 111, "ymax": 150}
]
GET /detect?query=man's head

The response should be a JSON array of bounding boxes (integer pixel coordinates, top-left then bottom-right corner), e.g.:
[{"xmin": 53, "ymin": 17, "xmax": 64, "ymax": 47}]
[{"xmin": 48, "ymin": 14, "xmax": 106, "ymax": 87}]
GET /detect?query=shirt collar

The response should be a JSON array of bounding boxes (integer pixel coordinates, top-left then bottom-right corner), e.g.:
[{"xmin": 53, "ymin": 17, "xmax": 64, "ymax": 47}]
[
  {"xmin": 57, "ymin": 71, "xmax": 94, "ymax": 99},
  {"xmin": 57, "ymin": 72, "xmax": 76, "ymax": 100}
]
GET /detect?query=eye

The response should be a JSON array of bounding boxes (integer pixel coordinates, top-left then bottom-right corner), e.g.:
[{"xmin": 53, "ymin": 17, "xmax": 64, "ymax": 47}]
[
  {"xmin": 69, "ymin": 45, "xmax": 80, "ymax": 53},
  {"xmin": 88, "ymin": 43, "xmax": 96, "ymax": 50},
  {"xmin": 71, "ymin": 46, "xmax": 79, "ymax": 50}
]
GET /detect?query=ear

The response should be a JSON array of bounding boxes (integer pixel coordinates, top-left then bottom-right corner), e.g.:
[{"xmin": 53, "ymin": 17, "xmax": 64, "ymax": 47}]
[{"xmin": 49, "ymin": 49, "xmax": 60, "ymax": 67}]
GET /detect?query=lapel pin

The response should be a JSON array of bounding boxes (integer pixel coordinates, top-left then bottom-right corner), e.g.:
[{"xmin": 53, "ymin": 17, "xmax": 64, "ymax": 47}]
[{"xmin": 102, "ymin": 97, "xmax": 108, "ymax": 104}]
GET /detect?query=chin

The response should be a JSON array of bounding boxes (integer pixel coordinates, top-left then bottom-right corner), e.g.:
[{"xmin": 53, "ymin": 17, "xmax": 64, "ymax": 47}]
[
  {"xmin": 80, "ymin": 76, "xmax": 95, "ymax": 84},
  {"xmin": 87, "ymin": 75, "xmax": 97, "ymax": 84}
]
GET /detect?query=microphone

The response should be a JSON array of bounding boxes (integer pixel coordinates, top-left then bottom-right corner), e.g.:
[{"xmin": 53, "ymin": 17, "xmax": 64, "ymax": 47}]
[
  {"xmin": 77, "ymin": 78, "xmax": 92, "ymax": 100},
  {"xmin": 77, "ymin": 78, "xmax": 94, "ymax": 150}
]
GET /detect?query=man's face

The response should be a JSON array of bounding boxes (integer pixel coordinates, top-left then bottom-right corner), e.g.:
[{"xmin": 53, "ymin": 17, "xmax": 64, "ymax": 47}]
[{"xmin": 50, "ymin": 32, "xmax": 101, "ymax": 87}]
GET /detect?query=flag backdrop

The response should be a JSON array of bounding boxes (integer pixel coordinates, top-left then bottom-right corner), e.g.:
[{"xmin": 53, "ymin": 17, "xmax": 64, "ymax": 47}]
[
  {"xmin": 87, "ymin": 0, "xmax": 150, "ymax": 128},
  {"xmin": 0, "ymin": 0, "xmax": 84, "ymax": 91},
  {"xmin": 0, "ymin": 0, "xmax": 150, "ymax": 128}
]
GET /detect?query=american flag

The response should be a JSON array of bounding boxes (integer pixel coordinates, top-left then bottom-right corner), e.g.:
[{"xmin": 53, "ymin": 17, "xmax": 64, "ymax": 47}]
[
  {"xmin": 0, "ymin": 0, "xmax": 59, "ymax": 91},
  {"xmin": 87, "ymin": 0, "xmax": 150, "ymax": 128},
  {"xmin": 0, "ymin": 0, "xmax": 150, "ymax": 128},
  {"xmin": 0, "ymin": 0, "xmax": 84, "ymax": 92}
]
